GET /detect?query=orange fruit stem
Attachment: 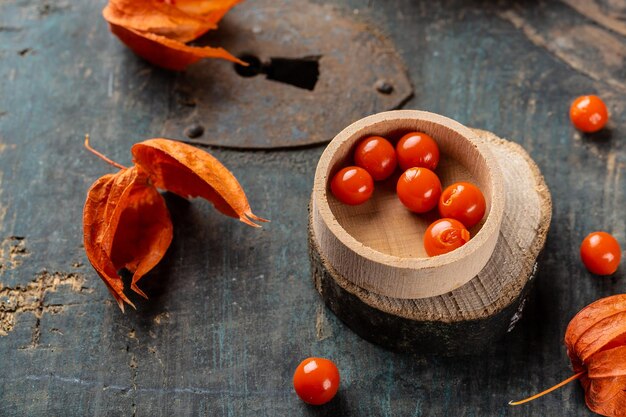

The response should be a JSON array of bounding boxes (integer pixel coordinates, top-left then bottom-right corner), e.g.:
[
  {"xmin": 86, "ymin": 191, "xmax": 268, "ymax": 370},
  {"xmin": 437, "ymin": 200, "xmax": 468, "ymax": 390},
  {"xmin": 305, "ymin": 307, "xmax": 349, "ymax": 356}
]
[
  {"xmin": 84, "ymin": 134, "xmax": 127, "ymax": 170},
  {"xmin": 509, "ymin": 371, "xmax": 586, "ymax": 406}
]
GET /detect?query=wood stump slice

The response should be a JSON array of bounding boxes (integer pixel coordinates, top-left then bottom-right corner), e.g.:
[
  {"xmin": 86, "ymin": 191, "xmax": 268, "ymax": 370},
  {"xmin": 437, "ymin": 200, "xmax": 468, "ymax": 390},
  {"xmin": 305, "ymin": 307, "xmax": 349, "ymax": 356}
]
[{"xmin": 308, "ymin": 129, "xmax": 552, "ymax": 355}]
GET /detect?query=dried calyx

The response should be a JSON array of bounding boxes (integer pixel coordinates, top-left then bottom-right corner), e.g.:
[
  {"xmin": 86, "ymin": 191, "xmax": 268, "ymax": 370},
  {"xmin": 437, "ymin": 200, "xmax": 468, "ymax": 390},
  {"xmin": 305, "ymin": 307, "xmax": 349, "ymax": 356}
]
[
  {"xmin": 510, "ymin": 294, "xmax": 626, "ymax": 417},
  {"xmin": 83, "ymin": 135, "xmax": 267, "ymax": 310},
  {"xmin": 102, "ymin": 0, "xmax": 246, "ymax": 71}
]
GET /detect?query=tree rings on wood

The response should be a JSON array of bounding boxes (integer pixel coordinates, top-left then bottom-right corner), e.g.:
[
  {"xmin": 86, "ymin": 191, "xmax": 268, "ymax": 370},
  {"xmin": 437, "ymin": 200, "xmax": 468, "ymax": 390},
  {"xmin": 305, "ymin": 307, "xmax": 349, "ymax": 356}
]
[{"xmin": 308, "ymin": 129, "xmax": 552, "ymax": 355}]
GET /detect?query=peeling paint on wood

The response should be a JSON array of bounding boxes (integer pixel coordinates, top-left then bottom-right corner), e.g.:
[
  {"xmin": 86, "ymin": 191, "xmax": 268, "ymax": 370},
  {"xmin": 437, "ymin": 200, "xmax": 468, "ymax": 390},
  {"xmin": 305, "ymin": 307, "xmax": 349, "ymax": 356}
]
[{"xmin": 0, "ymin": 270, "xmax": 90, "ymax": 337}]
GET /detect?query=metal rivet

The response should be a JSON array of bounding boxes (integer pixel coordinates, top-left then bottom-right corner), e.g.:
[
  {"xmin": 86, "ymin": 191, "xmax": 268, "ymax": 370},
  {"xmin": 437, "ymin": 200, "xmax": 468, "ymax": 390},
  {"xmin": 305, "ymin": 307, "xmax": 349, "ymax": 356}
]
[
  {"xmin": 375, "ymin": 79, "xmax": 394, "ymax": 94},
  {"xmin": 184, "ymin": 124, "xmax": 204, "ymax": 139}
]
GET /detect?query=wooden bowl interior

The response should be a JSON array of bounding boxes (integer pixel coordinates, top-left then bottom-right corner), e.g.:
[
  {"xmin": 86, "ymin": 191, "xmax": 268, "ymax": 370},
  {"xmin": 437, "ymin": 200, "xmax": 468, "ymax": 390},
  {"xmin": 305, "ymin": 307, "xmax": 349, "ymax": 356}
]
[{"xmin": 326, "ymin": 119, "xmax": 493, "ymax": 259}]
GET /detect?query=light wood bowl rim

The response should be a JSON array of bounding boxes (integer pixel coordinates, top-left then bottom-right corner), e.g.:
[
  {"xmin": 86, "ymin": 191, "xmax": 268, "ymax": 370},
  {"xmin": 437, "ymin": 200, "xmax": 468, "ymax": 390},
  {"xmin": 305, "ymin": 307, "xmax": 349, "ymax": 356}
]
[{"xmin": 312, "ymin": 110, "xmax": 505, "ymax": 277}]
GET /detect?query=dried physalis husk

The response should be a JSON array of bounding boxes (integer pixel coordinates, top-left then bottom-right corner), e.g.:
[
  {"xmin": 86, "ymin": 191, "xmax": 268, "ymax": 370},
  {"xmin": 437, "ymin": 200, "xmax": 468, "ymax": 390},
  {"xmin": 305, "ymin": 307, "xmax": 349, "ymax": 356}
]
[
  {"xmin": 102, "ymin": 0, "xmax": 245, "ymax": 70},
  {"xmin": 510, "ymin": 294, "xmax": 626, "ymax": 417},
  {"xmin": 83, "ymin": 136, "xmax": 266, "ymax": 310}
]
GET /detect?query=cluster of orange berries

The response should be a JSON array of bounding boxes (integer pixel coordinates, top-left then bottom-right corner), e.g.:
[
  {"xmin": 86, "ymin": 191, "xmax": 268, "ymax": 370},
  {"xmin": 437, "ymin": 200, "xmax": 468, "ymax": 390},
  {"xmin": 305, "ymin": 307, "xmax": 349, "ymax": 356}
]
[
  {"xmin": 292, "ymin": 97, "xmax": 620, "ymax": 409},
  {"xmin": 330, "ymin": 132, "xmax": 486, "ymax": 256}
]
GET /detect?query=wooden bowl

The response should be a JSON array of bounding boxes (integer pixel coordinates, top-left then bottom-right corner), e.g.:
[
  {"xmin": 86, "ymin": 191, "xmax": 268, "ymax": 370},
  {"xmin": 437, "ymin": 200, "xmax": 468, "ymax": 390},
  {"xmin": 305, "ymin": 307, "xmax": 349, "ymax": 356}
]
[{"xmin": 311, "ymin": 110, "xmax": 505, "ymax": 299}]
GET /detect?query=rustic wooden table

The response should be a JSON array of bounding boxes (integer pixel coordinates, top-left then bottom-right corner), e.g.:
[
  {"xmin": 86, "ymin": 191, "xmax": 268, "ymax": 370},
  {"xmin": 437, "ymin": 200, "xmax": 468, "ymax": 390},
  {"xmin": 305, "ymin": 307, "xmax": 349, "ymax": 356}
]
[{"xmin": 1, "ymin": 0, "xmax": 624, "ymax": 416}]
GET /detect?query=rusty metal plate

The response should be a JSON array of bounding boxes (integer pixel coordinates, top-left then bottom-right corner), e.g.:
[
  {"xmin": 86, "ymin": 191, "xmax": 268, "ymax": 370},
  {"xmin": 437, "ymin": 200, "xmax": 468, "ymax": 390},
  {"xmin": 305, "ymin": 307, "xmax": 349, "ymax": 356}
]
[{"xmin": 161, "ymin": 0, "xmax": 413, "ymax": 149}]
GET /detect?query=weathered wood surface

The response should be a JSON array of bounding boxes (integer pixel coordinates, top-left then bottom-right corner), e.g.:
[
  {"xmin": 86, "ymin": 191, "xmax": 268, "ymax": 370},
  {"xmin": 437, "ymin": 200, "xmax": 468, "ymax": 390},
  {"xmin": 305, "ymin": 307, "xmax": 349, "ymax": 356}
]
[{"xmin": 0, "ymin": 0, "xmax": 625, "ymax": 416}]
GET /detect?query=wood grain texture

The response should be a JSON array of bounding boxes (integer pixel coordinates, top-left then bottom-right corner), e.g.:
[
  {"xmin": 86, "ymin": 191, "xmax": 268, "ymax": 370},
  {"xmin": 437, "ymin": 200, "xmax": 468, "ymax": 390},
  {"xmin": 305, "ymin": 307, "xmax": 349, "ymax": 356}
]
[
  {"xmin": 558, "ymin": 0, "xmax": 626, "ymax": 37},
  {"xmin": 309, "ymin": 128, "xmax": 551, "ymax": 354},
  {"xmin": 311, "ymin": 111, "xmax": 505, "ymax": 299},
  {"xmin": 496, "ymin": 0, "xmax": 626, "ymax": 110},
  {"xmin": 0, "ymin": 0, "xmax": 625, "ymax": 416}
]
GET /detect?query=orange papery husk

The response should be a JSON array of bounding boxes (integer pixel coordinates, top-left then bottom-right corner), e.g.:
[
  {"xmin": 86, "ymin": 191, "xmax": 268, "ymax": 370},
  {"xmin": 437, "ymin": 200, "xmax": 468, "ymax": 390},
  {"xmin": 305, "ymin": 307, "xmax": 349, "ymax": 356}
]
[
  {"xmin": 83, "ymin": 167, "xmax": 173, "ymax": 311},
  {"xmin": 83, "ymin": 137, "xmax": 266, "ymax": 310},
  {"xmin": 565, "ymin": 295, "xmax": 626, "ymax": 416},
  {"xmin": 102, "ymin": 0, "xmax": 244, "ymax": 70},
  {"xmin": 131, "ymin": 138, "xmax": 268, "ymax": 227},
  {"xmin": 511, "ymin": 295, "xmax": 626, "ymax": 417},
  {"xmin": 107, "ymin": 25, "xmax": 242, "ymax": 71}
]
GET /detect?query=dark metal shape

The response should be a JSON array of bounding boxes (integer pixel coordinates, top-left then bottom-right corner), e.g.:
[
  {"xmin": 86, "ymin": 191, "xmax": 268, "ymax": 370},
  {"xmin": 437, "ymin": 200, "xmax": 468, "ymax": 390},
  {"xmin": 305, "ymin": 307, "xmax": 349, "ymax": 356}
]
[
  {"xmin": 184, "ymin": 123, "xmax": 204, "ymax": 139},
  {"xmin": 263, "ymin": 56, "xmax": 320, "ymax": 91},
  {"xmin": 234, "ymin": 55, "xmax": 320, "ymax": 91},
  {"xmin": 233, "ymin": 54, "xmax": 262, "ymax": 78},
  {"xmin": 162, "ymin": 0, "xmax": 413, "ymax": 149},
  {"xmin": 375, "ymin": 79, "xmax": 394, "ymax": 95}
]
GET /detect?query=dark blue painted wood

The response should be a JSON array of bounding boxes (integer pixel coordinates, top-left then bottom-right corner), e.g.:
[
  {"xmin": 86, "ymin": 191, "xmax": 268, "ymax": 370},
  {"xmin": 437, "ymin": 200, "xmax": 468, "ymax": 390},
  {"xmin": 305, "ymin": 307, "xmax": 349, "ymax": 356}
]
[{"xmin": 0, "ymin": 0, "xmax": 624, "ymax": 416}]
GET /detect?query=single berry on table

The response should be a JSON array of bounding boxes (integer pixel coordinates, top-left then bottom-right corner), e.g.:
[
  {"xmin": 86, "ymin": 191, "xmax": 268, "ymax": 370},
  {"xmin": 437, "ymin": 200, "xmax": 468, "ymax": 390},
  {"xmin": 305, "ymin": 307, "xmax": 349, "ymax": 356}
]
[
  {"xmin": 293, "ymin": 357, "xmax": 340, "ymax": 405},
  {"xmin": 580, "ymin": 231, "xmax": 621, "ymax": 275},
  {"xmin": 570, "ymin": 95, "xmax": 608, "ymax": 133}
]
